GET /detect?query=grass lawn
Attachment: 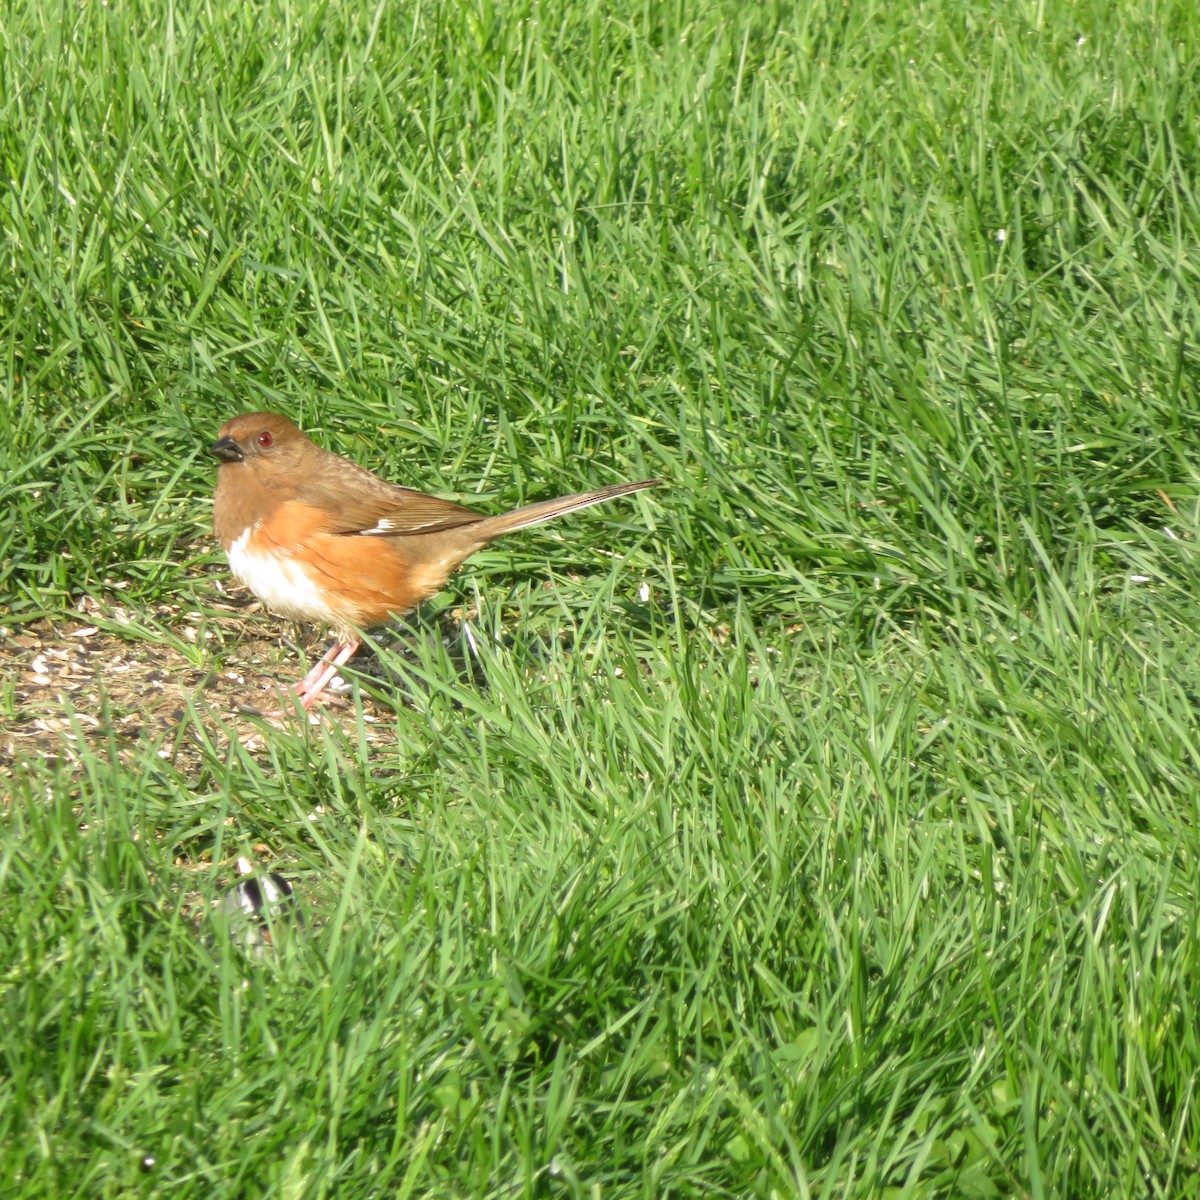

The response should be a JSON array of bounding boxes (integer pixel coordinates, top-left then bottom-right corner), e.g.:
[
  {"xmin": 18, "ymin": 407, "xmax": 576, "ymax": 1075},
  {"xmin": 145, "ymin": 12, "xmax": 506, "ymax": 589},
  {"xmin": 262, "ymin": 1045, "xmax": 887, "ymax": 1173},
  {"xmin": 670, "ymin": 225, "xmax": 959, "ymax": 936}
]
[{"xmin": 4, "ymin": 0, "xmax": 1200, "ymax": 1195}]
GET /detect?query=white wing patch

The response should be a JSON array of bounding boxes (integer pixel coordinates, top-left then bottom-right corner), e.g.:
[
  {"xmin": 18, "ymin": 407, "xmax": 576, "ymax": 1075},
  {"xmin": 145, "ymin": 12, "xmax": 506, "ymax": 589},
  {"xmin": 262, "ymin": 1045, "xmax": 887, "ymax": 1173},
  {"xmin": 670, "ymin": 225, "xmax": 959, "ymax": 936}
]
[
  {"xmin": 227, "ymin": 528, "xmax": 342, "ymax": 624},
  {"xmin": 358, "ymin": 516, "xmax": 452, "ymax": 535},
  {"xmin": 360, "ymin": 518, "xmax": 400, "ymax": 535}
]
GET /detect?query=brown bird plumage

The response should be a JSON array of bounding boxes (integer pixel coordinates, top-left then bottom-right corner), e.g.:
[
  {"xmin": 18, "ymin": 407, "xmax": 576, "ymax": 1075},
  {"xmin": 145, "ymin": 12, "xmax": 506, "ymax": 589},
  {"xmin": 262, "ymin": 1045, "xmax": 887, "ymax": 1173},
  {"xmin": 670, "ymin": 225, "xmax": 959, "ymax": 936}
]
[{"xmin": 210, "ymin": 412, "xmax": 656, "ymax": 710}]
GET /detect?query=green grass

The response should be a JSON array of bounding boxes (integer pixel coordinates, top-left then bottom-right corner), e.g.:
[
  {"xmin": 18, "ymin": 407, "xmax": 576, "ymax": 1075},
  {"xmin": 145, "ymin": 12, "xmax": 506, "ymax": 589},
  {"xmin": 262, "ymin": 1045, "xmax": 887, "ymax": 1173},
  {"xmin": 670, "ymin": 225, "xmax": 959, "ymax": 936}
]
[{"xmin": 4, "ymin": 0, "xmax": 1200, "ymax": 1194}]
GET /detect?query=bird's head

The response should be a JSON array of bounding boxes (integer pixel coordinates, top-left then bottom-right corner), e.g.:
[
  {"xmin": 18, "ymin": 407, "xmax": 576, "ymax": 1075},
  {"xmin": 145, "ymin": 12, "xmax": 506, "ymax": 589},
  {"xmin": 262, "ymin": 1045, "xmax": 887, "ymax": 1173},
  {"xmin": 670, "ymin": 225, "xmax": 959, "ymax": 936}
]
[{"xmin": 209, "ymin": 412, "xmax": 310, "ymax": 470}]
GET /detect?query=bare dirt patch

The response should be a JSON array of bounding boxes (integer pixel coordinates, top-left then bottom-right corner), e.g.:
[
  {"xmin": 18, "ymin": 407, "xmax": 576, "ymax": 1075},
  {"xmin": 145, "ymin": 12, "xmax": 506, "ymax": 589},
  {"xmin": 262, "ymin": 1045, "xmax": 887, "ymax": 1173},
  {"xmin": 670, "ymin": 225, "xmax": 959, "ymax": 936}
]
[{"xmin": 0, "ymin": 590, "xmax": 403, "ymax": 776}]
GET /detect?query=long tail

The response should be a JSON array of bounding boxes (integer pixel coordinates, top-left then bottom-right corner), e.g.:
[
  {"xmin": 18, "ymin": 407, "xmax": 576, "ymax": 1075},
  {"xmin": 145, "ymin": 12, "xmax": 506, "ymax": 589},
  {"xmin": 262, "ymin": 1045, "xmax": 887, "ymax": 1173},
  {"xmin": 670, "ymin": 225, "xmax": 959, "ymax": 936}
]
[{"xmin": 470, "ymin": 479, "xmax": 658, "ymax": 541}]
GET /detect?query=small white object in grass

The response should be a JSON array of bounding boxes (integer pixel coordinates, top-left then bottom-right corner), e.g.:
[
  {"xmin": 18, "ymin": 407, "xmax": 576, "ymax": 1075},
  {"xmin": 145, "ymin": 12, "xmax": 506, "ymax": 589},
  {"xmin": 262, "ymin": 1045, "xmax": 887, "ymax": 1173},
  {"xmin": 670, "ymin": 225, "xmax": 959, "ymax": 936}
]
[
  {"xmin": 638, "ymin": 581, "xmax": 651, "ymax": 602},
  {"xmin": 995, "ymin": 228, "xmax": 1006, "ymax": 243},
  {"xmin": 1076, "ymin": 35, "xmax": 1086, "ymax": 46},
  {"xmin": 214, "ymin": 870, "xmax": 299, "ymax": 959},
  {"xmin": 1163, "ymin": 526, "xmax": 1178, "ymax": 540},
  {"xmin": 1130, "ymin": 575, "xmax": 1151, "ymax": 583}
]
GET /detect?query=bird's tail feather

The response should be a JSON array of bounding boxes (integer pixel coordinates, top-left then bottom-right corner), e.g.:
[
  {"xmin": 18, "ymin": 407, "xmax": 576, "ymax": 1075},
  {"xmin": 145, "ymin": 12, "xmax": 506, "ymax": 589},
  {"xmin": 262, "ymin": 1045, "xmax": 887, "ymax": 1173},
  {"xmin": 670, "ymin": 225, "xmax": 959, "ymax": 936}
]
[{"xmin": 471, "ymin": 479, "xmax": 658, "ymax": 542}]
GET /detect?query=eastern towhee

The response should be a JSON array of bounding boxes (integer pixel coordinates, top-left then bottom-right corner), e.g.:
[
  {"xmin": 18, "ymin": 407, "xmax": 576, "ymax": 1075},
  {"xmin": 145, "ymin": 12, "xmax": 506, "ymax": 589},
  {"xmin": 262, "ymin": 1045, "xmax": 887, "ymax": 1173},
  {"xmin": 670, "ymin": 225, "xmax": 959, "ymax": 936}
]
[{"xmin": 210, "ymin": 412, "xmax": 656, "ymax": 710}]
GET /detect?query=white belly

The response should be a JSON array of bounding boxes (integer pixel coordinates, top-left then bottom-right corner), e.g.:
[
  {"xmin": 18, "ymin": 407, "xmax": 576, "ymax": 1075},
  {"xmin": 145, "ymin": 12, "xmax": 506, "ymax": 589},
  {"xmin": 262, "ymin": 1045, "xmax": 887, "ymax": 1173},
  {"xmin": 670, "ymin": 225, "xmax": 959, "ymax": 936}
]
[{"xmin": 227, "ymin": 528, "xmax": 341, "ymax": 624}]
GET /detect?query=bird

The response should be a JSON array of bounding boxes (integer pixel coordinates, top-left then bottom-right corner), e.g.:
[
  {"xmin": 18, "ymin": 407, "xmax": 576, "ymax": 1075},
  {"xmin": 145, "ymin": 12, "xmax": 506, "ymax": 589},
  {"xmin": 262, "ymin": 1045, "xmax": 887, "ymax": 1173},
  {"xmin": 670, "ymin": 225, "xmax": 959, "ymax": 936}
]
[{"xmin": 209, "ymin": 411, "xmax": 656, "ymax": 711}]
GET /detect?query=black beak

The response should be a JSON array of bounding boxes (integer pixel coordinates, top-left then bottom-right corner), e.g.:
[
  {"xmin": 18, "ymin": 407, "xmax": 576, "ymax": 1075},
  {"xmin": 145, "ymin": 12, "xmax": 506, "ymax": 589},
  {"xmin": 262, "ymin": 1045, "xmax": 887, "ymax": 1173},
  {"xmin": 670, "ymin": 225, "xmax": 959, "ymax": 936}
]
[{"xmin": 209, "ymin": 436, "xmax": 244, "ymax": 463}]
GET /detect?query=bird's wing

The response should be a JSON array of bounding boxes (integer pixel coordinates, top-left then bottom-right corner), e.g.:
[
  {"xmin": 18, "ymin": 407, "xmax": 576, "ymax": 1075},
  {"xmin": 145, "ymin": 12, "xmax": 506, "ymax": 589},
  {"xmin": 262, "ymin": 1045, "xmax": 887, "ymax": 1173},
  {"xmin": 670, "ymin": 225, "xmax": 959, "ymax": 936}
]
[
  {"xmin": 297, "ymin": 465, "xmax": 487, "ymax": 537},
  {"xmin": 332, "ymin": 489, "xmax": 488, "ymax": 537}
]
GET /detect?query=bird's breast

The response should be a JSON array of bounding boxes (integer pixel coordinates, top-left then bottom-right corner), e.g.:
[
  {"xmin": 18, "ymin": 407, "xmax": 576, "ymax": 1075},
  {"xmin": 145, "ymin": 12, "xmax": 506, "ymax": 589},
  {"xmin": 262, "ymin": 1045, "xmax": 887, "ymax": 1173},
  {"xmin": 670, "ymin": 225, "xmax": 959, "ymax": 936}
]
[{"xmin": 227, "ymin": 525, "xmax": 346, "ymax": 626}]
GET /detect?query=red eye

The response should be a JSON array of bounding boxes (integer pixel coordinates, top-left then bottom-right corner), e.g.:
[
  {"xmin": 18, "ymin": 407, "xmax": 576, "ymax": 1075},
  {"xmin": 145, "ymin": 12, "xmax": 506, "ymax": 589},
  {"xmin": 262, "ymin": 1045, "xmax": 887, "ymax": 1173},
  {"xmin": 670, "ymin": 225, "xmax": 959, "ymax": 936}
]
[{"xmin": 257, "ymin": 431, "xmax": 274, "ymax": 448}]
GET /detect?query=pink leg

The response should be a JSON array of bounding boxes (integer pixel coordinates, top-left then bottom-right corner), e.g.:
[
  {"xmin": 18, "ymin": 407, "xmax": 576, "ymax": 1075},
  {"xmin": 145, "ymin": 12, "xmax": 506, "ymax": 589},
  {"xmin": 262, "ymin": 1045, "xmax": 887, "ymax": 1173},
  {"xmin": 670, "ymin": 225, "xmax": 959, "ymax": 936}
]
[
  {"xmin": 293, "ymin": 637, "xmax": 360, "ymax": 710},
  {"xmin": 293, "ymin": 641, "xmax": 343, "ymax": 697}
]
